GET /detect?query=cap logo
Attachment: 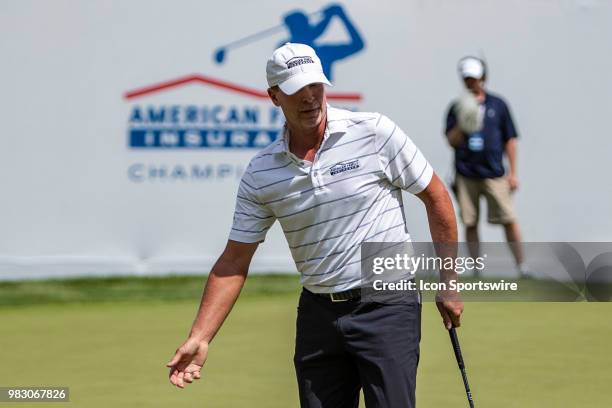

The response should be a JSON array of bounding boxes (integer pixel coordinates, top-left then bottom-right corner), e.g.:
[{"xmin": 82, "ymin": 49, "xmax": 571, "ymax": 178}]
[{"xmin": 286, "ymin": 56, "xmax": 314, "ymax": 69}]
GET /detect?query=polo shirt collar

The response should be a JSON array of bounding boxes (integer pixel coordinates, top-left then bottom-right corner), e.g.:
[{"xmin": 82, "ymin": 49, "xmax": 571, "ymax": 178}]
[
  {"xmin": 326, "ymin": 105, "xmax": 350, "ymax": 135},
  {"xmin": 268, "ymin": 134, "xmax": 287, "ymax": 154}
]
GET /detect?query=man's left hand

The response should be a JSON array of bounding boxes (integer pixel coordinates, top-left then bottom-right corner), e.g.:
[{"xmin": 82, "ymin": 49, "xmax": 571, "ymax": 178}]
[{"xmin": 436, "ymin": 298, "xmax": 464, "ymax": 329}]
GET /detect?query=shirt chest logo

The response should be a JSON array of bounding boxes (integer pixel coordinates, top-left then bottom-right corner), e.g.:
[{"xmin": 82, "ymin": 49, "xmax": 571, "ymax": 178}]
[{"xmin": 330, "ymin": 159, "xmax": 360, "ymax": 176}]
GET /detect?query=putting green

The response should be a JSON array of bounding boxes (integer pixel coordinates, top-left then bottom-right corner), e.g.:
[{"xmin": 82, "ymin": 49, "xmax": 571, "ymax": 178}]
[{"xmin": 0, "ymin": 276, "xmax": 610, "ymax": 407}]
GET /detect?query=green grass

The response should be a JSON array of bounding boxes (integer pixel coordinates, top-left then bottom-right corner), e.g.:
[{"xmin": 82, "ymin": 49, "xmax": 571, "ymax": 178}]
[
  {"xmin": 0, "ymin": 274, "xmax": 301, "ymax": 307},
  {"xmin": 0, "ymin": 275, "xmax": 610, "ymax": 407}
]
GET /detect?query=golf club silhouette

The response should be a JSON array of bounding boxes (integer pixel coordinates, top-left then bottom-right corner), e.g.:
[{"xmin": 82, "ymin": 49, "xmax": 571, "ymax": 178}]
[{"xmin": 213, "ymin": 10, "xmax": 322, "ymax": 64}]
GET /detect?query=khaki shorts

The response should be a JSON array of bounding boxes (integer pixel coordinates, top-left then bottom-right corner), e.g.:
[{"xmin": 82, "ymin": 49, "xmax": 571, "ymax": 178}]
[{"xmin": 455, "ymin": 174, "xmax": 517, "ymax": 227}]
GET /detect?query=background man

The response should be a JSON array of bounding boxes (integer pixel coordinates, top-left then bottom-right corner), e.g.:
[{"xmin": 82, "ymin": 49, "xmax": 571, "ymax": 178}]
[
  {"xmin": 167, "ymin": 43, "xmax": 462, "ymax": 408},
  {"xmin": 445, "ymin": 56, "xmax": 528, "ymax": 276}
]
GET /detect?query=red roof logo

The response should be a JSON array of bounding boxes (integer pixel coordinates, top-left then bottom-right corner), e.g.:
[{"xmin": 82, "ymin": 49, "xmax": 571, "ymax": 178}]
[{"xmin": 124, "ymin": 73, "xmax": 362, "ymax": 101}]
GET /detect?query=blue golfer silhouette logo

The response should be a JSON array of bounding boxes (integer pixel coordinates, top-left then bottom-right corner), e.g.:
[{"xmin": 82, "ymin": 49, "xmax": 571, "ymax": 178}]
[
  {"xmin": 214, "ymin": 3, "xmax": 365, "ymax": 81},
  {"xmin": 281, "ymin": 4, "xmax": 364, "ymax": 80}
]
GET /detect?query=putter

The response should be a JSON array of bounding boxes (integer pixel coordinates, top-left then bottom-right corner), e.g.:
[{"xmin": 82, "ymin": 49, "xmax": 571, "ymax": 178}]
[{"xmin": 449, "ymin": 326, "xmax": 475, "ymax": 407}]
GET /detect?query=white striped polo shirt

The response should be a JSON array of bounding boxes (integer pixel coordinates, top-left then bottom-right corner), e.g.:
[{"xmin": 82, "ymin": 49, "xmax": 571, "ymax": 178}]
[{"xmin": 229, "ymin": 105, "xmax": 433, "ymax": 293}]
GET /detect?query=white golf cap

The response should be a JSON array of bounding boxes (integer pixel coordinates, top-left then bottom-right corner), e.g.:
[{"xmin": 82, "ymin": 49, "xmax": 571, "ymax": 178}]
[
  {"xmin": 266, "ymin": 43, "xmax": 332, "ymax": 95},
  {"xmin": 458, "ymin": 57, "xmax": 485, "ymax": 79}
]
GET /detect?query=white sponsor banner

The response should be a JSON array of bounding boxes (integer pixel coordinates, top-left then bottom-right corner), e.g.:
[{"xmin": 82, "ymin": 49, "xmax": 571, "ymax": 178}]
[{"xmin": 1, "ymin": 0, "xmax": 611, "ymax": 279}]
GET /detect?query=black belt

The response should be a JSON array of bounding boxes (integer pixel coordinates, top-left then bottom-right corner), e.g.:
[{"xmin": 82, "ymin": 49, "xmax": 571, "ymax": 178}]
[{"xmin": 306, "ymin": 287, "xmax": 362, "ymax": 302}]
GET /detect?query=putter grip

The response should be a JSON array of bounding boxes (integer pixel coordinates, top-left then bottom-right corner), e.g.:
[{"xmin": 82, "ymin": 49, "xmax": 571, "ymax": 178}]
[{"xmin": 449, "ymin": 327, "xmax": 465, "ymax": 370}]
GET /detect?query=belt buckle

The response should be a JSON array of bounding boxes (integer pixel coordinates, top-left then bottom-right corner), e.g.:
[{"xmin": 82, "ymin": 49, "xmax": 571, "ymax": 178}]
[{"xmin": 330, "ymin": 292, "xmax": 348, "ymax": 302}]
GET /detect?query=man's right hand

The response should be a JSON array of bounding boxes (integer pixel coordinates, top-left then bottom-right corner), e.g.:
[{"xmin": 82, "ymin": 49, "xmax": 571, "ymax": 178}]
[
  {"xmin": 166, "ymin": 337, "xmax": 209, "ymax": 388},
  {"xmin": 165, "ymin": 241, "xmax": 257, "ymax": 388}
]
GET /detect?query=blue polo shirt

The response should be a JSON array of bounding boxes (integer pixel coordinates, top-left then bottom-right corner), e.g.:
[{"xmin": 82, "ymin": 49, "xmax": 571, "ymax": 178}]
[{"xmin": 445, "ymin": 92, "xmax": 518, "ymax": 179}]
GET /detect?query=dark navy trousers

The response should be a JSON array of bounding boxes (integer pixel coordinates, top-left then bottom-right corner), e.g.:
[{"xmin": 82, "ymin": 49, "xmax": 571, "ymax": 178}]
[{"xmin": 294, "ymin": 289, "xmax": 421, "ymax": 408}]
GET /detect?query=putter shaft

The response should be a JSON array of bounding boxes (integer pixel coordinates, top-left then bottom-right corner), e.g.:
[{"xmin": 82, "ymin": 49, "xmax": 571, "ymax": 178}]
[{"xmin": 449, "ymin": 327, "xmax": 474, "ymax": 407}]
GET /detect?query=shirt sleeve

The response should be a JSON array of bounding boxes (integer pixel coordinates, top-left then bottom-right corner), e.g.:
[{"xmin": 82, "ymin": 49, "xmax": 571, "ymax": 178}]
[
  {"xmin": 500, "ymin": 99, "xmax": 518, "ymax": 142},
  {"xmin": 445, "ymin": 102, "xmax": 458, "ymax": 134},
  {"xmin": 228, "ymin": 166, "xmax": 276, "ymax": 243},
  {"xmin": 375, "ymin": 114, "xmax": 434, "ymax": 194}
]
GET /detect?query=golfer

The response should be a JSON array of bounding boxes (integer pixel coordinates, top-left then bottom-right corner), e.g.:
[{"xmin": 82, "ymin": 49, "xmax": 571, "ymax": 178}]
[
  {"xmin": 445, "ymin": 56, "xmax": 527, "ymax": 276},
  {"xmin": 167, "ymin": 43, "xmax": 463, "ymax": 408}
]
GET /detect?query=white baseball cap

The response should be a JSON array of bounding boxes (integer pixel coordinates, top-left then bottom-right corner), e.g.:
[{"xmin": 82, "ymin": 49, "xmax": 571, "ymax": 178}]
[
  {"xmin": 266, "ymin": 43, "xmax": 332, "ymax": 95},
  {"xmin": 458, "ymin": 57, "xmax": 485, "ymax": 79}
]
